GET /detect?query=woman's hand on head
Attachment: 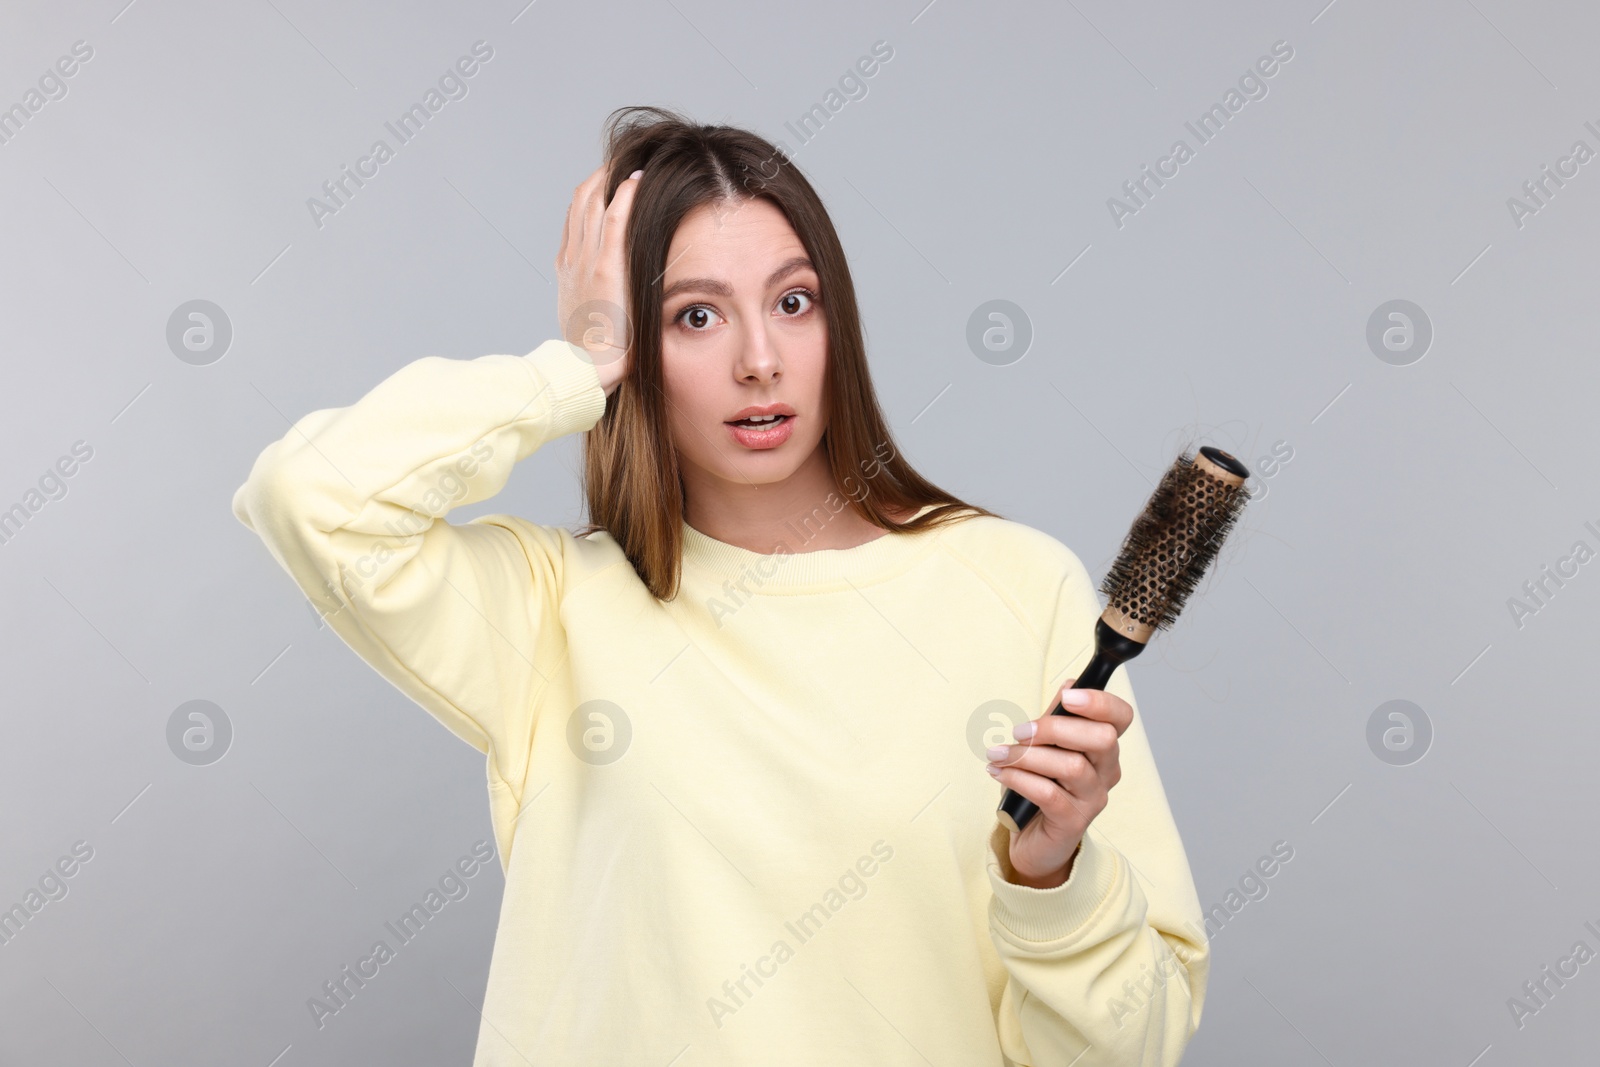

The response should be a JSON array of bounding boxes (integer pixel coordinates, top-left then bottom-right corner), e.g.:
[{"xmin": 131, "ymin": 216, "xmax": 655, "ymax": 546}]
[
  {"xmin": 556, "ymin": 163, "xmax": 643, "ymax": 397},
  {"xmin": 986, "ymin": 679, "xmax": 1133, "ymax": 888}
]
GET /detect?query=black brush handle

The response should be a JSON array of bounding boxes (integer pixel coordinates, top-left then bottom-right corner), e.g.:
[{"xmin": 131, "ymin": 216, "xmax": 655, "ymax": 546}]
[{"xmin": 996, "ymin": 618, "xmax": 1146, "ymax": 835}]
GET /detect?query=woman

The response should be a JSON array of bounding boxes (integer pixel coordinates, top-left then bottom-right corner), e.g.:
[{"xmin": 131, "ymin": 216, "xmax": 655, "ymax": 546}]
[{"xmin": 233, "ymin": 105, "xmax": 1208, "ymax": 1065}]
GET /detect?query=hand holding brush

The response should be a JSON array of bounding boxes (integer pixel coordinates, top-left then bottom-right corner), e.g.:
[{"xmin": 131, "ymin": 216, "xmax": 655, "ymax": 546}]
[{"xmin": 990, "ymin": 446, "xmax": 1251, "ymax": 884}]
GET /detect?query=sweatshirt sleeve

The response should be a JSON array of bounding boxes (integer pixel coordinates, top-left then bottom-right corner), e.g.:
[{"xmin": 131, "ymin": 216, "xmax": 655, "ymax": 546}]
[
  {"xmin": 231, "ymin": 338, "xmax": 607, "ymax": 812},
  {"xmin": 985, "ymin": 550, "xmax": 1210, "ymax": 1067}
]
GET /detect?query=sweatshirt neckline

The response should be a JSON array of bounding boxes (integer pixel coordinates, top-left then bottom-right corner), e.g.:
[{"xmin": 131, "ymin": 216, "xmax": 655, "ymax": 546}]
[{"xmin": 679, "ymin": 504, "xmax": 942, "ymax": 593}]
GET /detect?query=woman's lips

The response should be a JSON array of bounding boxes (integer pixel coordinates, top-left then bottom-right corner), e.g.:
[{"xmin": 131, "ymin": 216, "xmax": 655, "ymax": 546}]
[{"xmin": 725, "ymin": 414, "xmax": 795, "ymax": 449}]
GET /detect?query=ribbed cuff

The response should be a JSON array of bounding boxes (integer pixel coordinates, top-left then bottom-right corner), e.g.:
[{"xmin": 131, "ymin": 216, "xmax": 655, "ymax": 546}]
[
  {"xmin": 521, "ymin": 338, "xmax": 608, "ymax": 437},
  {"xmin": 987, "ymin": 820, "xmax": 1121, "ymax": 944}
]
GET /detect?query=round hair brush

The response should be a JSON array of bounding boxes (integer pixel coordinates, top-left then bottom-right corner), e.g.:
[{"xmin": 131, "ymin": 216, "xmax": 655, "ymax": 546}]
[{"xmin": 997, "ymin": 445, "xmax": 1251, "ymax": 835}]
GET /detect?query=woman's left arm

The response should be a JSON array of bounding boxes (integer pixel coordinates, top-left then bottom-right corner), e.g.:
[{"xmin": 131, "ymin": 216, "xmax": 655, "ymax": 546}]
[{"xmin": 983, "ymin": 560, "xmax": 1211, "ymax": 1067}]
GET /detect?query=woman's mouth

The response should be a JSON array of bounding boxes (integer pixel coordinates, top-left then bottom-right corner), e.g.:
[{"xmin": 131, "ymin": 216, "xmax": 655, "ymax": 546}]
[{"xmin": 725, "ymin": 414, "xmax": 795, "ymax": 449}]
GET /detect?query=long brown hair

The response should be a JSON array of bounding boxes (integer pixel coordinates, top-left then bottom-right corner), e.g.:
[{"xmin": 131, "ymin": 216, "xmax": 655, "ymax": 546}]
[{"xmin": 575, "ymin": 105, "xmax": 1002, "ymax": 600}]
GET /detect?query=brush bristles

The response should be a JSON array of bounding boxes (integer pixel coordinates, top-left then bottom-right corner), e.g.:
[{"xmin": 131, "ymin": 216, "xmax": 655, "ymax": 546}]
[{"xmin": 1099, "ymin": 450, "xmax": 1249, "ymax": 633}]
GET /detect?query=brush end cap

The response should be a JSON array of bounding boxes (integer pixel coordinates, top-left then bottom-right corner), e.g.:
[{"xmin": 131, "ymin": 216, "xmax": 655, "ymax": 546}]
[{"xmin": 1196, "ymin": 446, "xmax": 1249, "ymax": 483}]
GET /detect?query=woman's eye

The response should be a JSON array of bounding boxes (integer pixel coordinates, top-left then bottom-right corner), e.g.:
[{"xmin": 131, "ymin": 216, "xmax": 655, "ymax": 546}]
[
  {"xmin": 778, "ymin": 288, "xmax": 818, "ymax": 316},
  {"xmin": 676, "ymin": 305, "xmax": 721, "ymax": 331}
]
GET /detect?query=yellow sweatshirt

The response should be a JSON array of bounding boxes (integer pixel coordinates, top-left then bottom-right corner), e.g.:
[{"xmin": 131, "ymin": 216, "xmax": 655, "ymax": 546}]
[{"xmin": 231, "ymin": 338, "xmax": 1209, "ymax": 1066}]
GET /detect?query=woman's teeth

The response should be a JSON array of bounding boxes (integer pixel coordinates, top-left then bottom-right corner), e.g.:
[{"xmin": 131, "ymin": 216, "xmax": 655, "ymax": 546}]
[{"xmin": 732, "ymin": 415, "xmax": 787, "ymax": 426}]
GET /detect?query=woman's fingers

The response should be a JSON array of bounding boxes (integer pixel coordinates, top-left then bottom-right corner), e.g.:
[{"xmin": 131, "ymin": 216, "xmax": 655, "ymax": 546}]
[
  {"xmin": 598, "ymin": 170, "xmax": 642, "ymax": 268},
  {"xmin": 557, "ymin": 164, "xmax": 602, "ymax": 270},
  {"xmin": 985, "ymin": 681, "xmax": 1129, "ymax": 810},
  {"xmin": 989, "ymin": 737, "xmax": 1099, "ymax": 789},
  {"xmin": 578, "ymin": 167, "xmax": 608, "ymax": 256},
  {"xmin": 1056, "ymin": 681, "xmax": 1134, "ymax": 737},
  {"xmin": 1000, "ymin": 713, "xmax": 1120, "ymax": 780},
  {"xmin": 993, "ymin": 761, "xmax": 1091, "ymax": 828},
  {"xmin": 555, "ymin": 163, "xmax": 642, "ymax": 394},
  {"xmin": 560, "ymin": 165, "xmax": 641, "ymax": 290}
]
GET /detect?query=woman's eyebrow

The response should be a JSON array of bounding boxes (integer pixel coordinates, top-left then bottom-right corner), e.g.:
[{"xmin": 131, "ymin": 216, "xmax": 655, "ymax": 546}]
[{"xmin": 660, "ymin": 256, "xmax": 814, "ymax": 302}]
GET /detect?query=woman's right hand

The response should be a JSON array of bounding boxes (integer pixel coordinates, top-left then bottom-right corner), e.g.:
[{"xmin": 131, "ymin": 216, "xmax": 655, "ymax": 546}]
[{"xmin": 556, "ymin": 163, "xmax": 643, "ymax": 397}]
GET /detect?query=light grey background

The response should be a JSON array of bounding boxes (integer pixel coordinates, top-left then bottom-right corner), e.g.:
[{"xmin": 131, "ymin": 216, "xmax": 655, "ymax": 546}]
[{"xmin": 2, "ymin": 0, "xmax": 1595, "ymax": 1063}]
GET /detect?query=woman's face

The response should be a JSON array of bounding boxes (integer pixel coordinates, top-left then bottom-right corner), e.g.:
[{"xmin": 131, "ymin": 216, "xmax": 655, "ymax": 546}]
[{"xmin": 658, "ymin": 197, "xmax": 829, "ymax": 499}]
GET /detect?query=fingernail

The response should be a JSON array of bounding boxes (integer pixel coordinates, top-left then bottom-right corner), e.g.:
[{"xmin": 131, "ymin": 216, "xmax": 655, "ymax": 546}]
[
  {"xmin": 629, "ymin": 169, "xmax": 643, "ymax": 179},
  {"xmin": 986, "ymin": 763, "xmax": 1002, "ymax": 777},
  {"xmin": 1013, "ymin": 721, "xmax": 1036, "ymax": 740},
  {"xmin": 1061, "ymin": 690, "xmax": 1089, "ymax": 708},
  {"xmin": 985, "ymin": 744, "xmax": 1009, "ymax": 762}
]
